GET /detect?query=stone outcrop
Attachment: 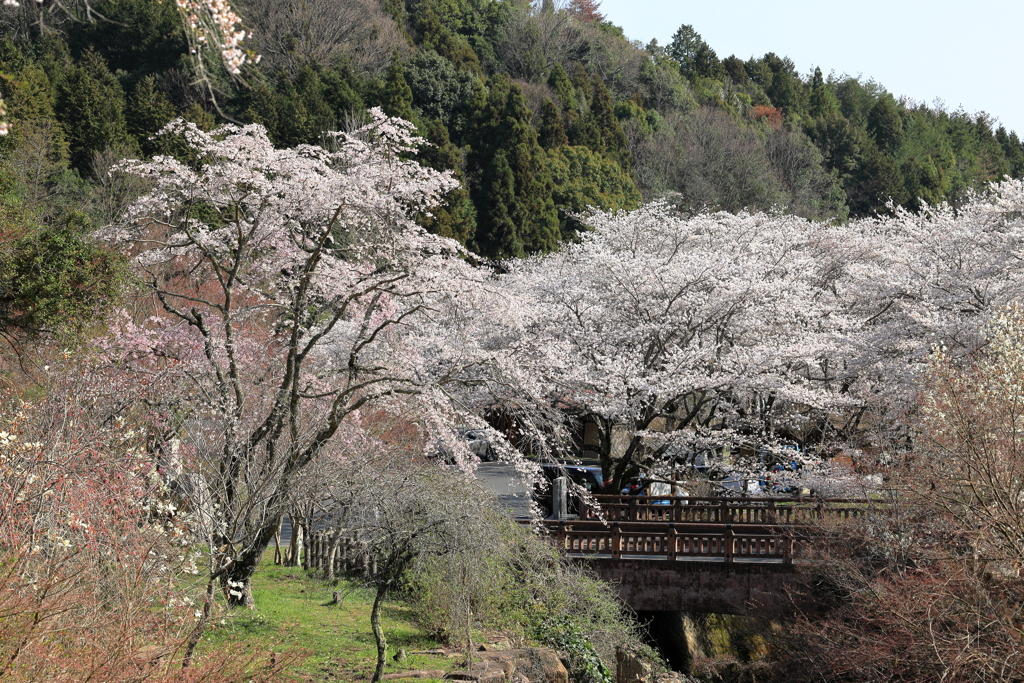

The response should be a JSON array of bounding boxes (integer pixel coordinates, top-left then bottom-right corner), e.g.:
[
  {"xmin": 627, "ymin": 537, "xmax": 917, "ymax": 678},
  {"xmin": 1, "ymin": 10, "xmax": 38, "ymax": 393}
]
[{"xmin": 444, "ymin": 647, "xmax": 568, "ymax": 683}]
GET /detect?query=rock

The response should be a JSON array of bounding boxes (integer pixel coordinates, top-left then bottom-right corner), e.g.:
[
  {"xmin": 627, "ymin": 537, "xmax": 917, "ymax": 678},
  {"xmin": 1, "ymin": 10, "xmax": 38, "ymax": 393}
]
[
  {"xmin": 444, "ymin": 674, "xmax": 479, "ymax": 681},
  {"xmin": 479, "ymin": 639, "xmax": 512, "ymax": 651},
  {"xmin": 382, "ymin": 670, "xmax": 447, "ymax": 680},
  {"xmin": 394, "ymin": 649, "xmax": 408, "ymax": 663},
  {"xmin": 472, "ymin": 648, "xmax": 568, "ymax": 683},
  {"xmin": 616, "ymin": 646, "xmax": 653, "ymax": 683},
  {"xmin": 130, "ymin": 644, "xmax": 173, "ymax": 664},
  {"xmin": 654, "ymin": 674, "xmax": 687, "ymax": 683},
  {"xmin": 468, "ymin": 662, "xmax": 506, "ymax": 683}
]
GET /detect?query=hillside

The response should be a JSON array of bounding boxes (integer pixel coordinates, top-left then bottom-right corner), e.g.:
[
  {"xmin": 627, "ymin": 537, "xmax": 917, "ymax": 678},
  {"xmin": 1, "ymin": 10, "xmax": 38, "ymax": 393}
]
[{"xmin": 2, "ymin": 0, "xmax": 1022, "ymax": 262}]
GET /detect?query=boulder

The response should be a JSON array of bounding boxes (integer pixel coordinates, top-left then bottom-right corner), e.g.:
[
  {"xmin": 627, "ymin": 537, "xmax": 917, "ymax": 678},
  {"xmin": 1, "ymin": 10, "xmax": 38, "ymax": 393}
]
[
  {"xmin": 383, "ymin": 671, "xmax": 447, "ymax": 680},
  {"xmin": 616, "ymin": 646, "xmax": 653, "ymax": 683},
  {"xmin": 452, "ymin": 648, "xmax": 567, "ymax": 683}
]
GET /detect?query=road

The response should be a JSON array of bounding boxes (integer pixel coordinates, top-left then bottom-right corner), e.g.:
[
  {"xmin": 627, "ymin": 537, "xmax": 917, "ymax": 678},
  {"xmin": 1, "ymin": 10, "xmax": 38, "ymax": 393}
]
[{"xmin": 474, "ymin": 461, "xmax": 533, "ymax": 518}]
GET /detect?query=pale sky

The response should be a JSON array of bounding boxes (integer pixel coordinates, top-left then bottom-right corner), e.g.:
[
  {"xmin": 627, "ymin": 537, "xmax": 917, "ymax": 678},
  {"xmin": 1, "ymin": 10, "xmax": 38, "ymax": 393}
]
[{"xmin": 598, "ymin": 0, "xmax": 1024, "ymax": 136}]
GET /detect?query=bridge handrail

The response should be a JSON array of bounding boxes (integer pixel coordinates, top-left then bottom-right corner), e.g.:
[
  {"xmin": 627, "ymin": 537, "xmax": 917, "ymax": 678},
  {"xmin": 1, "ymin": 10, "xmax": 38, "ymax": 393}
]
[
  {"xmin": 581, "ymin": 495, "xmax": 884, "ymax": 525},
  {"xmin": 539, "ymin": 518, "xmax": 795, "ymax": 564}
]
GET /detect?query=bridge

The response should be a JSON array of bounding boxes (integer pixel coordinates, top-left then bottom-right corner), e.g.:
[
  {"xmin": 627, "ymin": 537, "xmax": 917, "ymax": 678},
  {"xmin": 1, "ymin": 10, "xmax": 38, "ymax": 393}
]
[
  {"xmin": 533, "ymin": 495, "xmax": 878, "ymax": 618},
  {"xmin": 298, "ymin": 462, "xmax": 880, "ymax": 619}
]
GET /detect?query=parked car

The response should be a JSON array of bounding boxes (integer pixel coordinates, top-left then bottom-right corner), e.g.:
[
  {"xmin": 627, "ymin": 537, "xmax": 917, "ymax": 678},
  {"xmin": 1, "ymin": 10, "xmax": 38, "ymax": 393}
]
[
  {"xmin": 620, "ymin": 478, "xmax": 689, "ymax": 504},
  {"xmin": 432, "ymin": 427, "xmax": 497, "ymax": 464},
  {"xmin": 458, "ymin": 428, "xmax": 496, "ymax": 461}
]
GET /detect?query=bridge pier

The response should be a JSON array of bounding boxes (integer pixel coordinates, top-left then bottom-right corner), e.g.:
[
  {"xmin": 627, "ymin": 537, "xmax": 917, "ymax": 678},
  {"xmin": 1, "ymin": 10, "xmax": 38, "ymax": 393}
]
[{"xmin": 580, "ymin": 558, "xmax": 814, "ymax": 619}]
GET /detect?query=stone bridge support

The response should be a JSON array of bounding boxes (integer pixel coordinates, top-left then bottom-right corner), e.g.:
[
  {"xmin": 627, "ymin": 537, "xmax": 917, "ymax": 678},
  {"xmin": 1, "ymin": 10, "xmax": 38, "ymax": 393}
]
[{"xmin": 582, "ymin": 558, "xmax": 816, "ymax": 619}]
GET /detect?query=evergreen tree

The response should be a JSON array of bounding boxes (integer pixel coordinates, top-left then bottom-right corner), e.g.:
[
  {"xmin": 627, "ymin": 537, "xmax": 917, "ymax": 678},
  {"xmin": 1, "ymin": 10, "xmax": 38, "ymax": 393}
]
[
  {"xmin": 843, "ymin": 135, "xmax": 906, "ymax": 215},
  {"xmin": 415, "ymin": 119, "xmax": 477, "ymax": 245},
  {"xmin": 547, "ymin": 63, "xmax": 579, "ymax": 112},
  {"xmin": 54, "ymin": 48, "xmax": 132, "ymax": 171},
  {"xmin": 477, "ymin": 150, "xmax": 520, "ymax": 256},
  {"xmin": 668, "ymin": 24, "xmax": 723, "ymax": 80},
  {"xmin": 373, "ymin": 57, "xmax": 416, "ymax": 123},
  {"xmin": 126, "ymin": 74, "xmax": 176, "ymax": 155},
  {"xmin": 867, "ymin": 95, "xmax": 904, "ymax": 154},
  {"xmin": 722, "ymin": 55, "xmax": 749, "ymax": 85},
  {"xmin": 468, "ymin": 75, "xmax": 559, "ymax": 257},
  {"xmin": 404, "ymin": 50, "xmax": 482, "ymax": 140},
  {"xmin": 239, "ymin": 79, "xmax": 281, "ymax": 139},
  {"xmin": 67, "ymin": 0, "xmax": 185, "ymax": 77},
  {"xmin": 181, "ymin": 102, "xmax": 216, "ymax": 131},
  {"xmin": 412, "ymin": 6, "xmax": 482, "ymax": 73},
  {"xmin": 762, "ymin": 53, "xmax": 806, "ymax": 117},
  {"xmin": 996, "ymin": 126, "xmax": 1024, "ymax": 177},
  {"xmin": 538, "ymin": 99, "xmax": 568, "ymax": 148},
  {"xmin": 282, "ymin": 65, "xmax": 336, "ymax": 145},
  {"xmin": 321, "ymin": 61, "xmax": 367, "ymax": 120},
  {"xmin": 0, "ymin": 169, "xmax": 125, "ymax": 337},
  {"xmin": 808, "ymin": 67, "xmax": 839, "ymax": 120},
  {"xmin": 586, "ymin": 76, "xmax": 632, "ymax": 170},
  {"xmin": 544, "ymin": 144, "xmax": 640, "ymax": 238}
]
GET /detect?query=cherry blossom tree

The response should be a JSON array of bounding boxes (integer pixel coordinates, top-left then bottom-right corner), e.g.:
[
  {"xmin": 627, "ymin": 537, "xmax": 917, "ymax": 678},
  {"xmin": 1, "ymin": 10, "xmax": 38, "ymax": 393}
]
[
  {"xmin": 97, "ymin": 110, "xmax": 558, "ymax": 607},
  {"xmin": 504, "ymin": 179, "xmax": 1024, "ymax": 490},
  {"xmin": 835, "ymin": 179, "xmax": 1024, "ymax": 445},
  {"xmin": 505, "ymin": 202, "xmax": 861, "ymax": 491},
  {"xmin": 776, "ymin": 304, "xmax": 1024, "ymax": 683}
]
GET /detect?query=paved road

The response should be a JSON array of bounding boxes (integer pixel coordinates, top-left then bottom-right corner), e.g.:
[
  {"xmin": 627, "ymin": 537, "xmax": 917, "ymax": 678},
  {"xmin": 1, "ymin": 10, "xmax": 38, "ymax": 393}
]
[{"xmin": 474, "ymin": 461, "xmax": 533, "ymax": 518}]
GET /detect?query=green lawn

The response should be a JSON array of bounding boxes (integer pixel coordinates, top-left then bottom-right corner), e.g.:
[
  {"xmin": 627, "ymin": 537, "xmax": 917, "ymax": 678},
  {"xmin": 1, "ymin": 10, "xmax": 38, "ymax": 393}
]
[{"xmin": 200, "ymin": 562, "xmax": 458, "ymax": 682}]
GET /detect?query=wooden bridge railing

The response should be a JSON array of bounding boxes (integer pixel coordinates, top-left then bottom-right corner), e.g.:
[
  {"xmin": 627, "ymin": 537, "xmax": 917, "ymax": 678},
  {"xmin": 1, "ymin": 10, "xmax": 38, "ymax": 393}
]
[
  {"xmin": 544, "ymin": 520, "xmax": 794, "ymax": 564},
  {"xmin": 580, "ymin": 495, "xmax": 878, "ymax": 525}
]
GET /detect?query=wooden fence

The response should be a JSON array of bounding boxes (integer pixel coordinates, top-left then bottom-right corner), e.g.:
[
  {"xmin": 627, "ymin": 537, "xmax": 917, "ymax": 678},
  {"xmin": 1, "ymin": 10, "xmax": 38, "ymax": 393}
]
[{"xmin": 302, "ymin": 529, "xmax": 377, "ymax": 579}]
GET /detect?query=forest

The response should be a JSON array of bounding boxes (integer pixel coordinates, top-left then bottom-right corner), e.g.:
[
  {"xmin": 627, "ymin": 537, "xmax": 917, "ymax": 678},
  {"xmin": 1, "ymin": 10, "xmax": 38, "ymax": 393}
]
[
  {"xmin": 2, "ymin": 1, "xmax": 1024, "ymax": 682},
  {"xmin": 3, "ymin": 0, "xmax": 1024, "ymax": 263}
]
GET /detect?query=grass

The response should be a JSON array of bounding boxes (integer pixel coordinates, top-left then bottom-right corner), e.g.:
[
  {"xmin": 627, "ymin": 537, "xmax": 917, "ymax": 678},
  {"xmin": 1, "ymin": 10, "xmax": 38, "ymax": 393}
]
[{"xmin": 198, "ymin": 561, "xmax": 459, "ymax": 682}]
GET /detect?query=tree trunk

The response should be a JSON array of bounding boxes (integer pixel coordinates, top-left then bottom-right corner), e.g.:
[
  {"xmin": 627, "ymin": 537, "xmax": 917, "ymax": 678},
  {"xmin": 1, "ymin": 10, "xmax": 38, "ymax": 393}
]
[
  {"xmin": 371, "ymin": 585, "xmax": 389, "ymax": 683},
  {"xmin": 222, "ymin": 517, "xmax": 281, "ymax": 608},
  {"xmin": 326, "ymin": 541, "xmax": 338, "ymax": 581},
  {"xmin": 183, "ymin": 577, "xmax": 216, "ymax": 668},
  {"xmin": 289, "ymin": 518, "xmax": 304, "ymax": 567},
  {"xmin": 273, "ymin": 517, "xmax": 283, "ymax": 565}
]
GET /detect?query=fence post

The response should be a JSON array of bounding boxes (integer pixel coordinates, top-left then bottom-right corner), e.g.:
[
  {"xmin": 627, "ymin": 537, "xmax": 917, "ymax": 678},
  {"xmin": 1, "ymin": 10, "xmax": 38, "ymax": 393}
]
[
  {"xmin": 611, "ymin": 522, "xmax": 622, "ymax": 560},
  {"xmin": 628, "ymin": 496, "xmax": 638, "ymax": 521},
  {"xmin": 666, "ymin": 523, "xmax": 677, "ymax": 561},
  {"xmin": 783, "ymin": 528, "xmax": 793, "ymax": 565},
  {"xmin": 557, "ymin": 521, "xmax": 567, "ymax": 551},
  {"xmin": 720, "ymin": 497, "xmax": 730, "ymax": 524},
  {"xmin": 724, "ymin": 524, "xmax": 734, "ymax": 563},
  {"xmin": 326, "ymin": 540, "xmax": 337, "ymax": 581}
]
